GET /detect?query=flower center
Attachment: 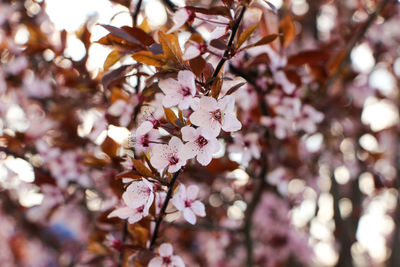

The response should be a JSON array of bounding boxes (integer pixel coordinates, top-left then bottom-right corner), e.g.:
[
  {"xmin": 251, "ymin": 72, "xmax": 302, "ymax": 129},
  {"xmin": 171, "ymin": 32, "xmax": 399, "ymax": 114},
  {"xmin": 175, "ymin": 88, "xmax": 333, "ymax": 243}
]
[
  {"xmin": 141, "ymin": 134, "xmax": 149, "ymax": 147},
  {"xmin": 162, "ymin": 256, "xmax": 172, "ymax": 265},
  {"xmin": 184, "ymin": 199, "xmax": 192, "ymax": 208},
  {"xmin": 181, "ymin": 86, "xmax": 192, "ymax": 97},
  {"xmin": 196, "ymin": 136, "xmax": 208, "ymax": 148},
  {"xmin": 136, "ymin": 205, "xmax": 145, "ymax": 213},
  {"xmin": 169, "ymin": 155, "xmax": 179, "ymax": 165},
  {"xmin": 212, "ymin": 109, "xmax": 222, "ymax": 122}
]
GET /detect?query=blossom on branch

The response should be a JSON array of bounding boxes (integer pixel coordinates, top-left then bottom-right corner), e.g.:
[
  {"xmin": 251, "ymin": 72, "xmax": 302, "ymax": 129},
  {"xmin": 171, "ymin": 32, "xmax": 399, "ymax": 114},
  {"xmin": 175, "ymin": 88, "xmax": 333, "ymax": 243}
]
[
  {"xmin": 180, "ymin": 126, "xmax": 220, "ymax": 166},
  {"xmin": 149, "ymin": 243, "xmax": 185, "ymax": 267},
  {"xmin": 107, "ymin": 178, "xmax": 154, "ymax": 224},
  {"xmin": 158, "ymin": 70, "xmax": 197, "ymax": 110},
  {"xmin": 171, "ymin": 184, "xmax": 206, "ymax": 225},
  {"xmin": 150, "ymin": 137, "xmax": 186, "ymax": 173},
  {"xmin": 189, "ymin": 96, "xmax": 242, "ymax": 138}
]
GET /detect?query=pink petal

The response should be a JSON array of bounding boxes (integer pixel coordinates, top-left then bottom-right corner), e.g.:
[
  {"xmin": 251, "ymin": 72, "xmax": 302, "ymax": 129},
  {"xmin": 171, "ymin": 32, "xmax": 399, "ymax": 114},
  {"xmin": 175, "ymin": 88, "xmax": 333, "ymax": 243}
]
[
  {"xmin": 191, "ymin": 200, "xmax": 206, "ymax": 217},
  {"xmin": 189, "ymin": 110, "xmax": 209, "ymax": 128},
  {"xmin": 221, "ymin": 114, "xmax": 242, "ymax": 132},
  {"xmin": 167, "ymin": 8, "xmax": 189, "ymax": 33},
  {"xmin": 218, "ymin": 95, "xmax": 235, "ymax": 113},
  {"xmin": 159, "ymin": 78, "xmax": 180, "ymax": 94},
  {"xmin": 148, "ymin": 257, "xmax": 163, "ymax": 267},
  {"xmin": 182, "ymin": 45, "xmax": 201, "ymax": 61},
  {"xmin": 107, "ymin": 207, "xmax": 135, "ymax": 219},
  {"xmin": 181, "ymin": 126, "xmax": 198, "ymax": 142},
  {"xmin": 200, "ymin": 96, "xmax": 218, "ymax": 111},
  {"xmin": 159, "ymin": 243, "xmax": 174, "ymax": 257},
  {"xmin": 169, "ymin": 136, "xmax": 184, "ymax": 151},
  {"xmin": 187, "ymin": 185, "xmax": 199, "ymax": 200},
  {"xmin": 172, "ymin": 195, "xmax": 185, "ymax": 211},
  {"xmin": 171, "ymin": 255, "xmax": 185, "ymax": 267},
  {"xmin": 178, "ymin": 70, "xmax": 196, "ymax": 95},
  {"xmin": 181, "ymin": 142, "xmax": 198, "ymax": 160},
  {"xmin": 163, "ymin": 93, "xmax": 181, "ymax": 108},
  {"xmin": 183, "ymin": 208, "xmax": 196, "ymax": 225},
  {"xmin": 136, "ymin": 121, "xmax": 153, "ymax": 136},
  {"xmin": 196, "ymin": 149, "xmax": 213, "ymax": 166}
]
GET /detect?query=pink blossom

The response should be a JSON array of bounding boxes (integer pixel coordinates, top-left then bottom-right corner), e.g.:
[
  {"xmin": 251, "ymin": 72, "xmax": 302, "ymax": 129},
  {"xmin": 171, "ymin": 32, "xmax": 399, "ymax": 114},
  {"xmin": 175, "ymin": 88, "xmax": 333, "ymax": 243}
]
[
  {"xmin": 167, "ymin": 8, "xmax": 195, "ymax": 33},
  {"xmin": 189, "ymin": 96, "xmax": 241, "ymax": 138},
  {"xmin": 296, "ymin": 105, "xmax": 324, "ymax": 133},
  {"xmin": 107, "ymin": 99, "xmax": 135, "ymax": 127},
  {"xmin": 182, "ymin": 42, "xmax": 207, "ymax": 61},
  {"xmin": 150, "ymin": 137, "xmax": 186, "ymax": 173},
  {"xmin": 107, "ymin": 178, "xmax": 154, "ymax": 224},
  {"xmin": 158, "ymin": 70, "xmax": 197, "ymax": 110},
  {"xmin": 131, "ymin": 121, "xmax": 160, "ymax": 154},
  {"xmin": 180, "ymin": 126, "xmax": 220, "ymax": 166},
  {"xmin": 171, "ymin": 184, "xmax": 205, "ymax": 225},
  {"xmin": 228, "ymin": 133, "xmax": 261, "ymax": 163},
  {"xmin": 148, "ymin": 243, "xmax": 185, "ymax": 267}
]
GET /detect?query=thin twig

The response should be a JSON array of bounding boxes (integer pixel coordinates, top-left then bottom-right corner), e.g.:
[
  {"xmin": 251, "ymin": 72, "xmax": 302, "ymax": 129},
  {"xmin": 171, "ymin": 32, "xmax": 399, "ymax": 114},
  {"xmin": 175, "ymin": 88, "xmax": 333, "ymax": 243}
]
[
  {"xmin": 323, "ymin": 0, "xmax": 391, "ymax": 91},
  {"xmin": 169, "ymin": 222, "xmax": 240, "ymax": 233},
  {"xmin": 149, "ymin": 170, "xmax": 181, "ymax": 248}
]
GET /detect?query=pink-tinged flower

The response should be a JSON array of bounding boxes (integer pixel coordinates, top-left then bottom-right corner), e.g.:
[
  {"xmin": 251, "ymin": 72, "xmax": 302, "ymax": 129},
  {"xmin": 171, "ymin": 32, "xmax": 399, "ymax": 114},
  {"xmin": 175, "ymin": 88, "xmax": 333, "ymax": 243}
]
[
  {"xmin": 158, "ymin": 70, "xmax": 197, "ymax": 110},
  {"xmin": 23, "ymin": 75, "xmax": 52, "ymax": 98},
  {"xmin": 130, "ymin": 121, "xmax": 160, "ymax": 154},
  {"xmin": 261, "ymin": 116, "xmax": 291, "ymax": 140},
  {"xmin": 228, "ymin": 133, "xmax": 261, "ymax": 164},
  {"xmin": 149, "ymin": 243, "xmax": 185, "ymax": 267},
  {"xmin": 167, "ymin": 8, "xmax": 195, "ymax": 33},
  {"xmin": 171, "ymin": 184, "xmax": 206, "ymax": 225},
  {"xmin": 274, "ymin": 71, "xmax": 296, "ymax": 95},
  {"xmin": 182, "ymin": 42, "xmax": 207, "ymax": 61},
  {"xmin": 108, "ymin": 179, "xmax": 154, "ymax": 224},
  {"xmin": 180, "ymin": 126, "xmax": 220, "ymax": 166},
  {"xmin": 108, "ymin": 99, "xmax": 135, "ymax": 127},
  {"xmin": 189, "ymin": 96, "xmax": 242, "ymax": 138},
  {"xmin": 296, "ymin": 105, "xmax": 324, "ymax": 133},
  {"xmin": 150, "ymin": 137, "xmax": 186, "ymax": 173}
]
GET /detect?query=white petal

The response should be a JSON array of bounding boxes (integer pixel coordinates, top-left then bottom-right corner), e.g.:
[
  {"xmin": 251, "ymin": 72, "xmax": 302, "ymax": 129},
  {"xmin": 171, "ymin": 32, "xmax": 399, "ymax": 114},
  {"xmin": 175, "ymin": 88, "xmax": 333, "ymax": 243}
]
[{"xmin": 183, "ymin": 208, "xmax": 196, "ymax": 225}]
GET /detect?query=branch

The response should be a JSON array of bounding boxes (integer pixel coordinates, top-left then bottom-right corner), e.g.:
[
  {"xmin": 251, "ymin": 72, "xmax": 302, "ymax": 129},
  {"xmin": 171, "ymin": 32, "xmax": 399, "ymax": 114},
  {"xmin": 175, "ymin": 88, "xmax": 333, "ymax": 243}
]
[
  {"xmin": 230, "ymin": 63, "xmax": 271, "ymax": 266},
  {"xmin": 323, "ymin": 0, "xmax": 391, "ymax": 91},
  {"xmin": 132, "ymin": 0, "xmax": 143, "ymax": 27},
  {"xmin": 209, "ymin": 5, "xmax": 247, "ymax": 85},
  {"xmin": 149, "ymin": 170, "xmax": 181, "ymax": 248}
]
